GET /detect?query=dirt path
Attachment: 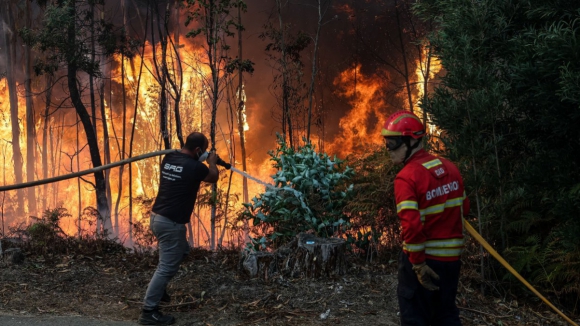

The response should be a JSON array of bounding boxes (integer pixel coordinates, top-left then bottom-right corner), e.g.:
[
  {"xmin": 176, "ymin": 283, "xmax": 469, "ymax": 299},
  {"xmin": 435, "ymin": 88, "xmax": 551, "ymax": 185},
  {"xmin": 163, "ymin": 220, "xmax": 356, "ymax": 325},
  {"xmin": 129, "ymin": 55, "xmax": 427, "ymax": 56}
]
[{"xmin": 0, "ymin": 314, "xmax": 135, "ymax": 326}]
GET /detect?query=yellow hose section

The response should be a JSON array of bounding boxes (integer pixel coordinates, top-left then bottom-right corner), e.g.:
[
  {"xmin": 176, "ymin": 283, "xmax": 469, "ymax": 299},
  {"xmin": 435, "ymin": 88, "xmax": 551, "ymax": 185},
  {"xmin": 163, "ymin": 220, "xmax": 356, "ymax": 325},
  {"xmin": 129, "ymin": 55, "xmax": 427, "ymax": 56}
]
[{"xmin": 463, "ymin": 219, "xmax": 578, "ymax": 326}]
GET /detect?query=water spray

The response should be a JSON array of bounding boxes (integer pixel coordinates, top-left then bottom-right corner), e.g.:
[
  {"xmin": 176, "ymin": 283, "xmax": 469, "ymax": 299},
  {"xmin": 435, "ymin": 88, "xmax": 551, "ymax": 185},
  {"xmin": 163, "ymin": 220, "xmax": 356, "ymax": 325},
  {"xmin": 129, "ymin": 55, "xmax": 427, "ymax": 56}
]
[
  {"xmin": 228, "ymin": 166, "xmax": 310, "ymax": 214},
  {"xmin": 229, "ymin": 167, "xmax": 274, "ymax": 189}
]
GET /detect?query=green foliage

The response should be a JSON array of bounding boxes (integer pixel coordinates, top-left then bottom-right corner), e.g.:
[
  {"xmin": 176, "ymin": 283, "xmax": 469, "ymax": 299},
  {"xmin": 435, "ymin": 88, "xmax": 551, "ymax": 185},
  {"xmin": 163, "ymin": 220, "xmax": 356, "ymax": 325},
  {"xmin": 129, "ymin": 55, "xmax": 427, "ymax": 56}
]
[
  {"xmin": 225, "ymin": 58, "xmax": 255, "ymax": 74},
  {"xmin": 28, "ymin": 207, "xmax": 69, "ymax": 239},
  {"xmin": 184, "ymin": 0, "xmax": 245, "ymax": 44},
  {"xmin": 20, "ymin": 0, "xmax": 134, "ymax": 77},
  {"xmin": 414, "ymin": 0, "xmax": 580, "ymax": 310},
  {"xmin": 259, "ymin": 14, "xmax": 311, "ymax": 140},
  {"xmin": 241, "ymin": 134, "xmax": 353, "ymax": 250},
  {"xmin": 342, "ymin": 145, "xmax": 401, "ymax": 259},
  {"xmin": 27, "ymin": 207, "xmax": 70, "ymax": 254}
]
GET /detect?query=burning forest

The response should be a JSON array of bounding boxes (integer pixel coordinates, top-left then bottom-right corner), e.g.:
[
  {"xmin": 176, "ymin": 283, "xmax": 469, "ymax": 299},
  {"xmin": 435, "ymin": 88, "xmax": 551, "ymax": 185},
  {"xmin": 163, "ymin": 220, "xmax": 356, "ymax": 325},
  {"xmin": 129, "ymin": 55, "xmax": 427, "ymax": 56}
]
[
  {"xmin": 0, "ymin": 0, "xmax": 435, "ymax": 248},
  {"xmin": 1, "ymin": 0, "xmax": 580, "ymax": 325}
]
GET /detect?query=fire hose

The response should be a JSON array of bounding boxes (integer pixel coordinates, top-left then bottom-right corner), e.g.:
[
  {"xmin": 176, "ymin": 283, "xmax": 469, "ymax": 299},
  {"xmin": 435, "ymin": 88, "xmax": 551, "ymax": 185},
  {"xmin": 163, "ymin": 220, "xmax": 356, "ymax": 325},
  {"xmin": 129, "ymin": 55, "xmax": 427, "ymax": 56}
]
[
  {"xmin": 0, "ymin": 149, "xmax": 174, "ymax": 192},
  {"xmin": 463, "ymin": 219, "xmax": 578, "ymax": 326},
  {"xmin": 0, "ymin": 149, "xmax": 231, "ymax": 192}
]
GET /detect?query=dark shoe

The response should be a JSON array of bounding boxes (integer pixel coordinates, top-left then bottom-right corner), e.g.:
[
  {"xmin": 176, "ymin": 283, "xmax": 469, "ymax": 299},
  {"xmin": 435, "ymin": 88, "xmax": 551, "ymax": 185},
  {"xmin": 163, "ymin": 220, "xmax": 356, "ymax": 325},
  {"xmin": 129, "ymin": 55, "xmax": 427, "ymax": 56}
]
[
  {"xmin": 138, "ymin": 310, "xmax": 175, "ymax": 325},
  {"xmin": 160, "ymin": 290, "xmax": 171, "ymax": 303}
]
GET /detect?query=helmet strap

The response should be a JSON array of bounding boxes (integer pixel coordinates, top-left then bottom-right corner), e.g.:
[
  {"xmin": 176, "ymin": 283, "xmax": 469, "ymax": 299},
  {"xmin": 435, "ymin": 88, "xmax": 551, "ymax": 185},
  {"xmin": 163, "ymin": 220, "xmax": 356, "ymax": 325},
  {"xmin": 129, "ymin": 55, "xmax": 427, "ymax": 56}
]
[{"xmin": 403, "ymin": 138, "xmax": 421, "ymax": 163}]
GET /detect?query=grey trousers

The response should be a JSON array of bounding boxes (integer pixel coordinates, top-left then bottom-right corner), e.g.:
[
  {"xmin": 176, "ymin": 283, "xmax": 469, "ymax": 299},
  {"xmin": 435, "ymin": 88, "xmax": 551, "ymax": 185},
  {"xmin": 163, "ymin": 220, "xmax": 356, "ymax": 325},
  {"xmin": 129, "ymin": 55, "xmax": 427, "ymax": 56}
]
[{"xmin": 143, "ymin": 213, "xmax": 190, "ymax": 310}]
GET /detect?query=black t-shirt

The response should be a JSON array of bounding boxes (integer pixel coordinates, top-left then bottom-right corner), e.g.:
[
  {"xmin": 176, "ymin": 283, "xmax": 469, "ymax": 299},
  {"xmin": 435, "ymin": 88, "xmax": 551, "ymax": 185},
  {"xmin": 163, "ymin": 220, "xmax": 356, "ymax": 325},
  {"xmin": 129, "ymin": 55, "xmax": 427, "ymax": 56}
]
[{"xmin": 151, "ymin": 151, "xmax": 210, "ymax": 224}]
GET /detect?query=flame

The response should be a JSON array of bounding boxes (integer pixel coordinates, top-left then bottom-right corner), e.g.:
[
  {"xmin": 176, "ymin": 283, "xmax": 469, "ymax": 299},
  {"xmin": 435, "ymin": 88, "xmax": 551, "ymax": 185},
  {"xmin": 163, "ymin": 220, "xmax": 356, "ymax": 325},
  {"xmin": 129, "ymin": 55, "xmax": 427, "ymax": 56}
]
[
  {"xmin": 327, "ymin": 64, "xmax": 390, "ymax": 157},
  {"xmin": 414, "ymin": 45, "xmax": 442, "ymax": 136}
]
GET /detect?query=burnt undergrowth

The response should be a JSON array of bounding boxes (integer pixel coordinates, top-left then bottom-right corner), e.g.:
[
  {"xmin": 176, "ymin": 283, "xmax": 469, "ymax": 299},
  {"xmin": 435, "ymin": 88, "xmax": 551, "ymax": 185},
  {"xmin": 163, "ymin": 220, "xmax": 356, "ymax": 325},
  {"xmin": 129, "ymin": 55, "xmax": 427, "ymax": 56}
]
[{"xmin": 0, "ymin": 227, "xmax": 576, "ymax": 326}]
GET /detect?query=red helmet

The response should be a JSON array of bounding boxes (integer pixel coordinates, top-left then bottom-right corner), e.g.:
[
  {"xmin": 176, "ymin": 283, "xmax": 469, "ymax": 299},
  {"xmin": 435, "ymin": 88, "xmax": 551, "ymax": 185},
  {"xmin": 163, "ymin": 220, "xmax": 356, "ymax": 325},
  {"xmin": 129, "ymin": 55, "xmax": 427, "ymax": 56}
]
[{"xmin": 381, "ymin": 110, "xmax": 425, "ymax": 139}]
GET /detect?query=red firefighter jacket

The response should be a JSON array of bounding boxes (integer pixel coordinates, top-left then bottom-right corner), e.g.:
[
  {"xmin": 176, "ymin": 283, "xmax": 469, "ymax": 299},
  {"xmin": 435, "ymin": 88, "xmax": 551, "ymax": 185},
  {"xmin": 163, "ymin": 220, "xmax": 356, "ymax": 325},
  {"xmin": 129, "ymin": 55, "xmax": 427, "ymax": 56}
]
[{"xmin": 394, "ymin": 149, "xmax": 470, "ymax": 264}]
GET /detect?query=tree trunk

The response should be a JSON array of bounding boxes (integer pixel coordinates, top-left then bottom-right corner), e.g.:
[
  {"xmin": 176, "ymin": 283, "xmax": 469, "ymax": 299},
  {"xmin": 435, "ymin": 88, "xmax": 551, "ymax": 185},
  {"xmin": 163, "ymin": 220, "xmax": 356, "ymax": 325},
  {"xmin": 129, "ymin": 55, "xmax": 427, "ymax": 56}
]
[
  {"xmin": 171, "ymin": 0, "xmax": 184, "ymax": 147},
  {"xmin": 236, "ymin": 3, "xmax": 250, "ymax": 242},
  {"xmin": 422, "ymin": 46, "xmax": 431, "ymax": 123},
  {"xmin": 24, "ymin": 0, "xmax": 37, "ymax": 218},
  {"xmin": 67, "ymin": 1, "xmax": 111, "ymax": 235},
  {"xmin": 128, "ymin": 5, "xmax": 150, "ymax": 247},
  {"xmin": 151, "ymin": 2, "xmax": 171, "ymax": 149},
  {"xmin": 90, "ymin": 2, "xmax": 97, "ymax": 133},
  {"xmin": 2, "ymin": 144, "xmax": 7, "ymax": 235},
  {"xmin": 41, "ymin": 74, "xmax": 53, "ymax": 213},
  {"xmin": 277, "ymin": 0, "xmax": 293, "ymax": 148},
  {"xmin": 101, "ymin": 60, "xmax": 113, "ymax": 233},
  {"xmin": 2, "ymin": 2, "xmax": 25, "ymax": 218},
  {"xmin": 218, "ymin": 170, "xmax": 233, "ymax": 247},
  {"xmin": 76, "ymin": 120, "xmax": 82, "ymax": 237},
  {"xmin": 306, "ymin": 0, "xmax": 328, "ymax": 142},
  {"xmin": 187, "ymin": 223, "xmax": 194, "ymax": 247},
  {"xmin": 207, "ymin": 0, "xmax": 219, "ymax": 251},
  {"xmin": 395, "ymin": 0, "xmax": 414, "ymax": 113},
  {"xmin": 114, "ymin": 50, "xmax": 128, "ymax": 237}
]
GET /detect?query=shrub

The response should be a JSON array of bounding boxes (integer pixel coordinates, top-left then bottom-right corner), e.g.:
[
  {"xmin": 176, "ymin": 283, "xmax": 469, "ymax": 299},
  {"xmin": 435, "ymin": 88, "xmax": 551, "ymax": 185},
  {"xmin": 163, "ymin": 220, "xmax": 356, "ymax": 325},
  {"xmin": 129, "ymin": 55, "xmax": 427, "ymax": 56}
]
[
  {"xmin": 27, "ymin": 207, "xmax": 70, "ymax": 252},
  {"xmin": 241, "ymin": 135, "xmax": 354, "ymax": 250}
]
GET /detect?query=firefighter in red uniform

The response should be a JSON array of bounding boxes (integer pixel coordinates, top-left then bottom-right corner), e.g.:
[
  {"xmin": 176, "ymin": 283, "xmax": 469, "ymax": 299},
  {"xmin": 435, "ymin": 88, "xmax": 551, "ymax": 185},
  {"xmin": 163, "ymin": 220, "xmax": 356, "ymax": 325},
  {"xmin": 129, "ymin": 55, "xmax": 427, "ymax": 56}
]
[{"xmin": 382, "ymin": 110, "xmax": 470, "ymax": 326}]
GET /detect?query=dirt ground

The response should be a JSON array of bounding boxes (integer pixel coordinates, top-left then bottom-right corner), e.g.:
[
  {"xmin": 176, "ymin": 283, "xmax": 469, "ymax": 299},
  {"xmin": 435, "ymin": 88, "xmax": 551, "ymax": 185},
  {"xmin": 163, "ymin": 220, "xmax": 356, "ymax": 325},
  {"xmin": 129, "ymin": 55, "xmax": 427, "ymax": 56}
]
[{"xmin": 0, "ymin": 247, "xmax": 576, "ymax": 326}]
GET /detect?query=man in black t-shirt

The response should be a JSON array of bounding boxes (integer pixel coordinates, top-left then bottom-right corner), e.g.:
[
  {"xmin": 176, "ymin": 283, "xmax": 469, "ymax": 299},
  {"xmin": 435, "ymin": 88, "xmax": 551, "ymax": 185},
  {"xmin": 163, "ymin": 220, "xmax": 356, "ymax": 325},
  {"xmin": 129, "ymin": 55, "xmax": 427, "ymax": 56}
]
[{"xmin": 139, "ymin": 132, "xmax": 218, "ymax": 325}]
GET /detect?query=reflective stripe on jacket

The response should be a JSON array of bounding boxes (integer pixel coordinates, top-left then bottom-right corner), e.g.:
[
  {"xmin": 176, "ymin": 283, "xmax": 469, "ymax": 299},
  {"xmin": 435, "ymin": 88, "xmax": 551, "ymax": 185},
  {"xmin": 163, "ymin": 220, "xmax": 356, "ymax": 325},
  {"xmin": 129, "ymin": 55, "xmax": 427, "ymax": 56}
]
[{"xmin": 394, "ymin": 149, "xmax": 470, "ymax": 264}]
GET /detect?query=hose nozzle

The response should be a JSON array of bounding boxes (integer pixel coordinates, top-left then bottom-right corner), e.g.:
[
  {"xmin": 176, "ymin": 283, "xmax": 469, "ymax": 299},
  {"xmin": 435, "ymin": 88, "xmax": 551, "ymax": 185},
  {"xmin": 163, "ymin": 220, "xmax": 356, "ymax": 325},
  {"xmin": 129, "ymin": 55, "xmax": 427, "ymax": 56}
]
[{"xmin": 216, "ymin": 156, "xmax": 231, "ymax": 170}]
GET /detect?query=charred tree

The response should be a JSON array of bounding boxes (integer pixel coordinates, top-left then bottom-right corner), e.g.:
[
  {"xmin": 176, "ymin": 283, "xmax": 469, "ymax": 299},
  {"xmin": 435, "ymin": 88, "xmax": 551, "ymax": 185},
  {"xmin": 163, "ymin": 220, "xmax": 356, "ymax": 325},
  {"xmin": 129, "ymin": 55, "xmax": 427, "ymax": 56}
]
[
  {"xmin": 261, "ymin": 2, "xmax": 310, "ymax": 148},
  {"xmin": 101, "ymin": 68, "xmax": 113, "ymax": 233},
  {"xmin": 394, "ymin": 0, "xmax": 414, "ymax": 113},
  {"xmin": 65, "ymin": 2, "xmax": 111, "ymax": 234},
  {"xmin": 128, "ymin": 6, "xmax": 150, "ymax": 247},
  {"xmin": 41, "ymin": 74, "xmax": 53, "ymax": 213},
  {"xmin": 168, "ymin": 0, "xmax": 185, "ymax": 148},
  {"xmin": 2, "ymin": 2, "xmax": 26, "ymax": 217},
  {"xmin": 306, "ymin": 0, "xmax": 333, "ymax": 143},
  {"xmin": 24, "ymin": 0, "xmax": 37, "ymax": 218},
  {"xmin": 91, "ymin": 2, "xmax": 113, "ymax": 233},
  {"xmin": 150, "ymin": 1, "xmax": 171, "ymax": 149},
  {"xmin": 113, "ymin": 0, "xmax": 131, "ymax": 236}
]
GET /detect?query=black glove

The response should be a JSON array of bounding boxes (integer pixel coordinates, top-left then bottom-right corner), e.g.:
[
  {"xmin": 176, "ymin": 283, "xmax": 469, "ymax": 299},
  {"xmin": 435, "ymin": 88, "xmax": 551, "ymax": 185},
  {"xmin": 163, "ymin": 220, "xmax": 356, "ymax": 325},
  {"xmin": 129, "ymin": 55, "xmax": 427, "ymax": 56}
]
[{"xmin": 412, "ymin": 262, "xmax": 440, "ymax": 291}]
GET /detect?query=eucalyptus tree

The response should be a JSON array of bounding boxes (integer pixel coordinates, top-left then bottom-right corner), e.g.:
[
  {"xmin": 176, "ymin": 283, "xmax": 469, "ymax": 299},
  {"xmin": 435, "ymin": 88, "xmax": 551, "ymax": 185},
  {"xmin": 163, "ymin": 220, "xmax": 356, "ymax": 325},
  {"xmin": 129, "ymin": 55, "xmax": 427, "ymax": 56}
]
[
  {"xmin": 21, "ymin": 0, "xmax": 133, "ymax": 236},
  {"xmin": 260, "ymin": 0, "xmax": 311, "ymax": 149},
  {"xmin": 1, "ymin": 1, "xmax": 26, "ymax": 217},
  {"xmin": 305, "ymin": 0, "xmax": 333, "ymax": 143},
  {"xmin": 23, "ymin": 0, "xmax": 39, "ymax": 218}
]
